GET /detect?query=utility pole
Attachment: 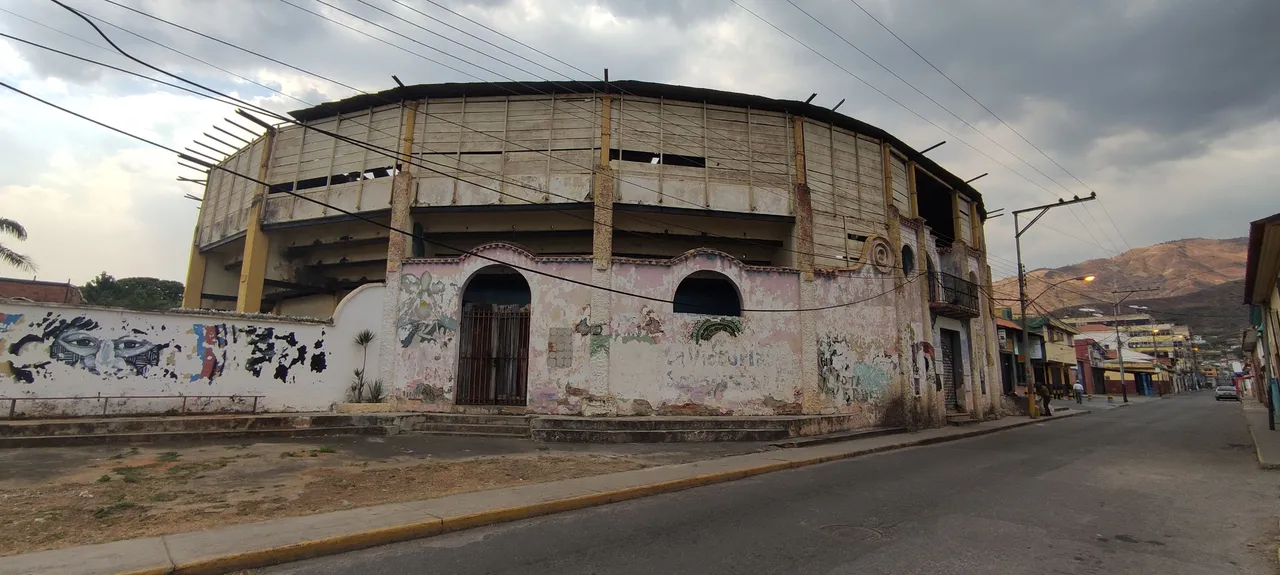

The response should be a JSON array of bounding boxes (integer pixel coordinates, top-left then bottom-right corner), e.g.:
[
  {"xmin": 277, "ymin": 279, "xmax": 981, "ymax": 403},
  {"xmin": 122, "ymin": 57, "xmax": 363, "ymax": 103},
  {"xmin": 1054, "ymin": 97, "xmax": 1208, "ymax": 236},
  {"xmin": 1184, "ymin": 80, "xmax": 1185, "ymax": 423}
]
[
  {"xmin": 1014, "ymin": 193, "xmax": 1097, "ymax": 418},
  {"xmin": 1110, "ymin": 288, "xmax": 1159, "ymax": 403}
]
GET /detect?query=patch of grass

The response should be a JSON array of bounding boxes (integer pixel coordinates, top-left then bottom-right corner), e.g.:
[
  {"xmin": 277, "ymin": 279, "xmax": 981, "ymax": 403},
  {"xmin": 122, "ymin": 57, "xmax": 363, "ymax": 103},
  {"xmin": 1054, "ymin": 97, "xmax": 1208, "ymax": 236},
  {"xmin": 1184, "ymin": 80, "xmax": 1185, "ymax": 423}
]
[
  {"xmin": 318, "ymin": 446, "xmax": 335, "ymax": 454},
  {"xmin": 166, "ymin": 460, "xmax": 228, "ymax": 480},
  {"xmin": 156, "ymin": 451, "xmax": 181, "ymax": 462},
  {"xmin": 279, "ymin": 451, "xmax": 300, "ymax": 458},
  {"xmin": 149, "ymin": 492, "xmax": 177, "ymax": 502},
  {"xmin": 96, "ymin": 474, "xmax": 111, "ymax": 483},
  {"xmin": 108, "ymin": 447, "xmax": 140, "ymax": 460},
  {"xmin": 92, "ymin": 501, "xmax": 137, "ymax": 519},
  {"xmin": 224, "ymin": 443, "xmax": 253, "ymax": 450},
  {"xmin": 111, "ymin": 465, "xmax": 156, "ymax": 483}
]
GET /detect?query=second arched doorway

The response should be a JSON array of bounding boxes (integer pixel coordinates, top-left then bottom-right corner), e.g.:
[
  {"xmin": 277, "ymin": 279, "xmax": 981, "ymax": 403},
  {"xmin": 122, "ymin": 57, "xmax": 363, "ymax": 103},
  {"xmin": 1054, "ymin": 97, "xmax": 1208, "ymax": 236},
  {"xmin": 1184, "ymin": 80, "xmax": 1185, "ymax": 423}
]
[{"xmin": 456, "ymin": 265, "xmax": 531, "ymax": 406}]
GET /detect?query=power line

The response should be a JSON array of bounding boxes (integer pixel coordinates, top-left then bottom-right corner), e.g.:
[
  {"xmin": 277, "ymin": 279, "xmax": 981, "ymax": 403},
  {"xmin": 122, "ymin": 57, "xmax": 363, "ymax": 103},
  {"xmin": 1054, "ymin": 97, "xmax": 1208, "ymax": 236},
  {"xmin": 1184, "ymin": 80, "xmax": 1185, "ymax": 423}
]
[
  {"xmin": 726, "ymin": 0, "xmax": 1115, "ymax": 256},
  {"xmin": 844, "ymin": 0, "xmax": 1133, "ymax": 254},
  {"xmin": 0, "ymin": 78, "xmax": 925, "ymax": 313}
]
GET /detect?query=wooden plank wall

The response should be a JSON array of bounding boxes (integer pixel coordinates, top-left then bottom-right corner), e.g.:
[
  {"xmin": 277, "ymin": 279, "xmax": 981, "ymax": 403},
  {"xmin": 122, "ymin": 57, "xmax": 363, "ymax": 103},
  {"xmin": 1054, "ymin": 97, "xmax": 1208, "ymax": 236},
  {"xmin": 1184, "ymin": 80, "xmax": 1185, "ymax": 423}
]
[
  {"xmin": 196, "ymin": 136, "xmax": 265, "ymax": 248},
  {"xmin": 803, "ymin": 121, "xmax": 886, "ymax": 268},
  {"xmin": 414, "ymin": 95, "xmax": 599, "ymax": 208},
  {"xmin": 610, "ymin": 96, "xmax": 792, "ymax": 216}
]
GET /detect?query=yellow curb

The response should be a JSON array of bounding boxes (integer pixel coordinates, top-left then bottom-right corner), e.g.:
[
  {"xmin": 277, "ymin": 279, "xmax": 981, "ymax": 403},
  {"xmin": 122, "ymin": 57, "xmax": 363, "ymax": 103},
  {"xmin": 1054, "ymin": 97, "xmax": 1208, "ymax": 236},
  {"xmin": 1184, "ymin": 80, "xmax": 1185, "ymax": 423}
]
[
  {"xmin": 153, "ymin": 411, "xmax": 1087, "ymax": 574},
  {"xmin": 171, "ymin": 518, "xmax": 444, "ymax": 575},
  {"xmin": 117, "ymin": 568, "xmax": 172, "ymax": 575}
]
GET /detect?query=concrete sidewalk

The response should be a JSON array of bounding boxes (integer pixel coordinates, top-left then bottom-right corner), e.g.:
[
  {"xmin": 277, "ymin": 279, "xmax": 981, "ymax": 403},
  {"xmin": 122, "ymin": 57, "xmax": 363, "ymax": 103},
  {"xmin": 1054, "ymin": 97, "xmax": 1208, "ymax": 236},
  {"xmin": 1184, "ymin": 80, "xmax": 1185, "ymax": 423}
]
[
  {"xmin": 1240, "ymin": 400, "xmax": 1280, "ymax": 469},
  {"xmin": 0, "ymin": 411, "xmax": 1086, "ymax": 575}
]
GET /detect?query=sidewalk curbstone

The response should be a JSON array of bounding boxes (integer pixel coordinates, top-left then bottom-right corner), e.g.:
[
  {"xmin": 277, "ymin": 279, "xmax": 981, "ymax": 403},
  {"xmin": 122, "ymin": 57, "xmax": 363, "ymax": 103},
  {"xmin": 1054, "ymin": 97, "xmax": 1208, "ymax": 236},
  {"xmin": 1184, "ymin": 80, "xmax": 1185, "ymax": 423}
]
[{"xmin": 2, "ymin": 411, "xmax": 1087, "ymax": 575}]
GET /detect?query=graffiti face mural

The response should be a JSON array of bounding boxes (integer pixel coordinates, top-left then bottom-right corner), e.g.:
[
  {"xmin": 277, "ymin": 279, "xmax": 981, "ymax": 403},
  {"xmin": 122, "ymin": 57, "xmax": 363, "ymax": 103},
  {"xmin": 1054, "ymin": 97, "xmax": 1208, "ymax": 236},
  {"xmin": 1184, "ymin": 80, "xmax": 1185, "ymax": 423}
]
[
  {"xmin": 396, "ymin": 270, "xmax": 457, "ymax": 347},
  {"xmin": 10, "ymin": 315, "xmax": 167, "ymax": 377}
]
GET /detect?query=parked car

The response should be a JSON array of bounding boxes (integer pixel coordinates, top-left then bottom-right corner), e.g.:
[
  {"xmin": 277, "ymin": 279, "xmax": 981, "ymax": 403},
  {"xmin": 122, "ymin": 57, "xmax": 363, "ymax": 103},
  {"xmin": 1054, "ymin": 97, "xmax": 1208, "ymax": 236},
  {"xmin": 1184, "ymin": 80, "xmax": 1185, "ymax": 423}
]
[{"xmin": 1214, "ymin": 385, "xmax": 1240, "ymax": 401}]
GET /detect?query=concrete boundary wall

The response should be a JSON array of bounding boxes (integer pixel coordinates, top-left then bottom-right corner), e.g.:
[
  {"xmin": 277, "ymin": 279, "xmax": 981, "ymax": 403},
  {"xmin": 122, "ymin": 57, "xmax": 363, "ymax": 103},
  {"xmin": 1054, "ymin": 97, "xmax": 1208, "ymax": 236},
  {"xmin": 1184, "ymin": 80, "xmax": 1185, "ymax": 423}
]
[{"xmin": 0, "ymin": 285, "xmax": 383, "ymax": 417}]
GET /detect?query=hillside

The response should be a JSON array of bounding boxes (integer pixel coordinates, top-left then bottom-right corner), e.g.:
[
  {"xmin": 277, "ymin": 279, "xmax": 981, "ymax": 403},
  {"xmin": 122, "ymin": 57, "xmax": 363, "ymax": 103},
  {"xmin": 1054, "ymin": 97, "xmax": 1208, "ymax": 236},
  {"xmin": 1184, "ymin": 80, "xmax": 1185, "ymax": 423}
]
[{"xmin": 991, "ymin": 237, "xmax": 1249, "ymax": 341}]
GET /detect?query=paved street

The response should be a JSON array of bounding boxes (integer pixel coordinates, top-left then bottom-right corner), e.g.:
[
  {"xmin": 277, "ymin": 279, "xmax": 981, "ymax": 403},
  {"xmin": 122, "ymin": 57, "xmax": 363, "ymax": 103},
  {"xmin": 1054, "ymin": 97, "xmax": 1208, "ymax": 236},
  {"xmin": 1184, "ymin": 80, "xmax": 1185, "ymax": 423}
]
[{"xmin": 259, "ymin": 393, "xmax": 1278, "ymax": 575}]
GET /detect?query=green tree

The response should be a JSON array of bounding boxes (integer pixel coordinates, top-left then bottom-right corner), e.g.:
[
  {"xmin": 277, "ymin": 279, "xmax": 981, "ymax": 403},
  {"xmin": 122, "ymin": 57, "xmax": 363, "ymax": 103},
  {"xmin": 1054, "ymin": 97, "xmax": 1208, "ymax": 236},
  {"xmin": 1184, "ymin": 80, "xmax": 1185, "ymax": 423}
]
[
  {"xmin": 82, "ymin": 273, "xmax": 184, "ymax": 311},
  {"xmin": 0, "ymin": 217, "xmax": 35, "ymax": 272}
]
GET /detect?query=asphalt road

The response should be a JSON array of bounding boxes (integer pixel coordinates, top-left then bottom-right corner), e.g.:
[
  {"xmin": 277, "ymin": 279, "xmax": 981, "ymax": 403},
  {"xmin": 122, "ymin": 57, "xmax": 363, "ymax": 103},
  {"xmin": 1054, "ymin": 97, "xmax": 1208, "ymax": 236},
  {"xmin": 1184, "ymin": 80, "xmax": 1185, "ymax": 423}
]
[{"xmin": 258, "ymin": 393, "xmax": 1278, "ymax": 574}]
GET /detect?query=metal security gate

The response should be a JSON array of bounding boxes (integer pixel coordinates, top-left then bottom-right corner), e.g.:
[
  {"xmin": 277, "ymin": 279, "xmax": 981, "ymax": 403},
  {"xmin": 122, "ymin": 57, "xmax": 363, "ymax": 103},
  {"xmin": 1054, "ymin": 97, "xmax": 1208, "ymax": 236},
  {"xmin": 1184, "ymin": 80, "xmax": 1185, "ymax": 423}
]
[
  {"xmin": 940, "ymin": 329, "xmax": 962, "ymax": 412},
  {"xmin": 456, "ymin": 303, "xmax": 531, "ymax": 406}
]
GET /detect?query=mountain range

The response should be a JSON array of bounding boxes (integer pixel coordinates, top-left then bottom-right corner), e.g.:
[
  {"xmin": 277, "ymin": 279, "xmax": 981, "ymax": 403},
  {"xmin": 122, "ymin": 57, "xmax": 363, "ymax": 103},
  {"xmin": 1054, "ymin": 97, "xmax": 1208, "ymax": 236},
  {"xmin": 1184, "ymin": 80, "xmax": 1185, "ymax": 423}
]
[{"xmin": 990, "ymin": 237, "xmax": 1249, "ymax": 343}]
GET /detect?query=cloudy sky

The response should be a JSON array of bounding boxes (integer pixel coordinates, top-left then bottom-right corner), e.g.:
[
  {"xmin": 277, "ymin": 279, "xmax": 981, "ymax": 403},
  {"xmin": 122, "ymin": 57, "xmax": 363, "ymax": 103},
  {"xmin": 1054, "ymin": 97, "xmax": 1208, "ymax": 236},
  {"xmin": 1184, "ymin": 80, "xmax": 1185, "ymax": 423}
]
[{"xmin": 1, "ymin": 0, "xmax": 1277, "ymax": 285}]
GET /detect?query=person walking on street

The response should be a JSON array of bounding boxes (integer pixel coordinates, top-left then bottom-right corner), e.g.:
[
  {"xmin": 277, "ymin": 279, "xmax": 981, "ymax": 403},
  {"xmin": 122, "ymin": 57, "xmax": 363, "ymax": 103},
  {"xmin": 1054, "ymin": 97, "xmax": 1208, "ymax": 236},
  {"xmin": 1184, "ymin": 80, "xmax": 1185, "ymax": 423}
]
[
  {"xmin": 1073, "ymin": 380, "xmax": 1084, "ymax": 404},
  {"xmin": 1037, "ymin": 382, "xmax": 1052, "ymax": 416}
]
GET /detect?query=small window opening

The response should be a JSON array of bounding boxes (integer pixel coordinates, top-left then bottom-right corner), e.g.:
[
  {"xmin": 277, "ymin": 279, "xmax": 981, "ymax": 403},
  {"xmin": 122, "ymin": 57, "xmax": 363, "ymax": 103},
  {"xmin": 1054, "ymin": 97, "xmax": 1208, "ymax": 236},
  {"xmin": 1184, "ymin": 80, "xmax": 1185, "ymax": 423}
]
[
  {"xmin": 673, "ymin": 271, "xmax": 741, "ymax": 316},
  {"xmin": 610, "ymin": 148, "xmax": 706, "ymax": 168},
  {"xmin": 901, "ymin": 245, "xmax": 916, "ymax": 276}
]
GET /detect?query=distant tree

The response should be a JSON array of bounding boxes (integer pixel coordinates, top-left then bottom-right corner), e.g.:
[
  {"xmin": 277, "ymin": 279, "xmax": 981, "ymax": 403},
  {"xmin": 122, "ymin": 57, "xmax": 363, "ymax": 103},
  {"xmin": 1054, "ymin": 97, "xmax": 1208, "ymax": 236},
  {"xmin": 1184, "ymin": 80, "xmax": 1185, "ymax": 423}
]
[
  {"xmin": 0, "ymin": 217, "xmax": 35, "ymax": 272},
  {"xmin": 82, "ymin": 273, "xmax": 184, "ymax": 311}
]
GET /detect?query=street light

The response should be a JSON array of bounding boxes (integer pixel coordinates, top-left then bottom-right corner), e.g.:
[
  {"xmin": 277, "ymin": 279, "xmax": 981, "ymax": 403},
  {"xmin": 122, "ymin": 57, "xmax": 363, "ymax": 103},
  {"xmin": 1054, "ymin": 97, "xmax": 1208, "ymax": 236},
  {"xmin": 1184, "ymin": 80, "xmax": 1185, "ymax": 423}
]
[{"xmin": 1013, "ymin": 194, "xmax": 1097, "ymax": 418}]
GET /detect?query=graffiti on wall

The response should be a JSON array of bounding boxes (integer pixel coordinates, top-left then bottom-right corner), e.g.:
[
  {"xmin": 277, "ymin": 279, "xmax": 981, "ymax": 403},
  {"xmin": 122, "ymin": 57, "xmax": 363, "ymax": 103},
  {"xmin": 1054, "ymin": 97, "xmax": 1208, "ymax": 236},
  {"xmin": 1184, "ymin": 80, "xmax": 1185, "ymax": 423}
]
[
  {"xmin": 9, "ymin": 315, "xmax": 168, "ymax": 378},
  {"xmin": 690, "ymin": 317, "xmax": 741, "ymax": 343},
  {"xmin": 0, "ymin": 313, "xmax": 23, "ymax": 332},
  {"xmin": 396, "ymin": 270, "xmax": 457, "ymax": 348},
  {"xmin": 2, "ymin": 311, "xmax": 328, "ymax": 385},
  {"xmin": 817, "ymin": 335, "xmax": 893, "ymax": 405}
]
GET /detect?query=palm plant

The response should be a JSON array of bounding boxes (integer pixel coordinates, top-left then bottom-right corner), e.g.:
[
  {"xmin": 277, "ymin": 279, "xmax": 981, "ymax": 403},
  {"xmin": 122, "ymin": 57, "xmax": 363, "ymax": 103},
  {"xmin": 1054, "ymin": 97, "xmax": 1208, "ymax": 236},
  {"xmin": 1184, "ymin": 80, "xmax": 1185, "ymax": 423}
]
[{"xmin": 0, "ymin": 218, "xmax": 35, "ymax": 272}]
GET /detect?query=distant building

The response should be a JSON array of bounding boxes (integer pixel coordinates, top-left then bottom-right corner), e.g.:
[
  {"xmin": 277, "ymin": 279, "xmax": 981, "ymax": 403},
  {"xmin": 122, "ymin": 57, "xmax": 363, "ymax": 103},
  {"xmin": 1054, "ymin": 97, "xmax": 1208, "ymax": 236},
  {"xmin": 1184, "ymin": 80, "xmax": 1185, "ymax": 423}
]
[{"xmin": 0, "ymin": 277, "xmax": 81, "ymax": 305}]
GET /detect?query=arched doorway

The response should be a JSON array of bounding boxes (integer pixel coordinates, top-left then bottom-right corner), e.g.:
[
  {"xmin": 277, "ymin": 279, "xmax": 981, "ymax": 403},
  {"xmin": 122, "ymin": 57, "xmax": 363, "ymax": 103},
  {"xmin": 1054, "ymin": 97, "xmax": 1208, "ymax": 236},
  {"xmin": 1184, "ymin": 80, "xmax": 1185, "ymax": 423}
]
[{"xmin": 455, "ymin": 265, "xmax": 531, "ymax": 406}]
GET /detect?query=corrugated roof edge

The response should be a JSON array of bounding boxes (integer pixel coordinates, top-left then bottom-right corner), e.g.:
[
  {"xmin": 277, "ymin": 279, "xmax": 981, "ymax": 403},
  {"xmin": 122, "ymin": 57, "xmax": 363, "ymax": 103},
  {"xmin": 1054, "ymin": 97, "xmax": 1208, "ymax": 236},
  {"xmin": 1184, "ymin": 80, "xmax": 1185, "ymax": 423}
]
[{"xmin": 286, "ymin": 80, "xmax": 986, "ymax": 216}]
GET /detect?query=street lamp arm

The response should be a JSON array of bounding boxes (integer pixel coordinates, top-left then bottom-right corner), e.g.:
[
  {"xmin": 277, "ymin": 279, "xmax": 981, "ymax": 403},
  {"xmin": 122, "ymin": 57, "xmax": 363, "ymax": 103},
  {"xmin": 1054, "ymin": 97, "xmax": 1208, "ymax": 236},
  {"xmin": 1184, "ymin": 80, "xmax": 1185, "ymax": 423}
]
[{"xmin": 1024, "ymin": 275, "xmax": 1096, "ymax": 310}]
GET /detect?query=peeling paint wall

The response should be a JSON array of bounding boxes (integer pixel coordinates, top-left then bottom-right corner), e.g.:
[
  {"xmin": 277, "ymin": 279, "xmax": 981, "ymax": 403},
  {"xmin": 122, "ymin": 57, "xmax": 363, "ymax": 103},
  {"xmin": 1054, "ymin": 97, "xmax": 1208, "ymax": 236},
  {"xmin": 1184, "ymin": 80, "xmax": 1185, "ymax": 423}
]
[
  {"xmin": 0, "ymin": 286, "xmax": 381, "ymax": 417},
  {"xmin": 607, "ymin": 251, "xmax": 802, "ymax": 416},
  {"xmin": 813, "ymin": 266, "xmax": 902, "ymax": 425}
]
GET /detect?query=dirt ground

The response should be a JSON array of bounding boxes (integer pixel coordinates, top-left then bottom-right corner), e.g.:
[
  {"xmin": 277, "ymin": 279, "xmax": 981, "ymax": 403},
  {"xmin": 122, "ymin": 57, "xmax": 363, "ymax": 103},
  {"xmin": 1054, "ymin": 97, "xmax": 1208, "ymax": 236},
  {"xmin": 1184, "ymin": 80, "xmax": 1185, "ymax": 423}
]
[{"xmin": 0, "ymin": 439, "xmax": 673, "ymax": 556}]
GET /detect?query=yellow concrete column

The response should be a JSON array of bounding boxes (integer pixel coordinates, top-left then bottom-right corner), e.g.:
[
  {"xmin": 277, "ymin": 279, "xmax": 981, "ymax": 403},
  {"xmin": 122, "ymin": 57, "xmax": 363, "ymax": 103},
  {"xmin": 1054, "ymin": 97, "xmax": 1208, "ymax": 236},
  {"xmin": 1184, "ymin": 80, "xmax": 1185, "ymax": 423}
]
[
  {"xmin": 585, "ymin": 94, "xmax": 617, "ymax": 416},
  {"xmin": 387, "ymin": 101, "xmax": 420, "ymax": 277},
  {"xmin": 592, "ymin": 95, "xmax": 615, "ymax": 271},
  {"xmin": 181, "ymin": 227, "xmax": 206, "ymax": 309},
  {"xmin": 234, "ymin": 130, "xmax": 276, "ymax": 313},
  {"xmin": 906, "ymin": 160, "xmax": 919, "ymax": 219},
  {"xmin": 377, "ymin": 101, "xmax": 420, "ymax": 391}
]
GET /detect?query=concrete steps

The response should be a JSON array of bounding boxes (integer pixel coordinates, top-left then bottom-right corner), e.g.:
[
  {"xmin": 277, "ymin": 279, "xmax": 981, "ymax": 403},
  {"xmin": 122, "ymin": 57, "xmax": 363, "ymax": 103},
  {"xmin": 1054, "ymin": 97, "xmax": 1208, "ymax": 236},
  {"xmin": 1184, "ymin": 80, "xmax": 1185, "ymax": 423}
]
[
  {"xmin": 946, "ymin": 413, "xmax": 980, "ymax": 427},
  {"xmin": 0, "ymin": 425, "xmax": 388, "ymax": 448},
  {"xmin": 769, "ymin": 426, "xmax": 907, "ymax": 448},
  {"xmin": 528, "ymin": 415, "xmax": 879, "ymax": 443},
  {"xmin": 401, "ymin": 415, "xmax": 530, "ymax": 438},
  {"xmin": 531, "ymin": 427, "xmax": 791, "ymax": 443},
  {"xmin": 0, "ymin": 413, "xmax": 399, "ymax": 448}
]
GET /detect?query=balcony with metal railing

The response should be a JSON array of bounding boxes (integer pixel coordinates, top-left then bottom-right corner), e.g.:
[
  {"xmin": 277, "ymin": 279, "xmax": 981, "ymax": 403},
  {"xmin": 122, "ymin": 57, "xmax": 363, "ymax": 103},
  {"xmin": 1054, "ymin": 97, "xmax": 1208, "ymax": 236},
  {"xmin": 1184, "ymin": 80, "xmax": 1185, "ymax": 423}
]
[{"xmin": 929, "ymin": 272, "xmax": 981, "ymax": 319}]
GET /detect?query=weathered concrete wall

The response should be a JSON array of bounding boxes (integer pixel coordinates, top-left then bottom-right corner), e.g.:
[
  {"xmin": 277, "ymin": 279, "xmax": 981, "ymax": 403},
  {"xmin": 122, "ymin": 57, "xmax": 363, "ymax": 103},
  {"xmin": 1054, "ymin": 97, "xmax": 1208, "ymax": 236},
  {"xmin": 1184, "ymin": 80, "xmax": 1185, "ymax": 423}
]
[
  {"xmin": 391, "ymin": 244, "xmax": 594, "ymax": 412},
  {"xmin": 814, "ymin": 264, "xmax": 902, "ymax": 426},
  {"xmin": 606, "ymin": 251, "xmax": 803, "ymax": 416},
  {"xmin": 0, "ymin": 286, "xmax": 382, "ymax": 416},
  {"xmin": 390, "ymin": 244, "xmax": 810, "ymax": 417}
]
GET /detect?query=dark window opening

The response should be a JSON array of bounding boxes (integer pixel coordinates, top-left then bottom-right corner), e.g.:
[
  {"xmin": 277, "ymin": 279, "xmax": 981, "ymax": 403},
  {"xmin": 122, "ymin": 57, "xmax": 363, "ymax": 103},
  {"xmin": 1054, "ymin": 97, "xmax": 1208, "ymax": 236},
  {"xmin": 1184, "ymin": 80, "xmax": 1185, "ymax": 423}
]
[
  {"xmin": 462, "ymin": 265, "xmax": 531, "ymax": 306},
  {"xmin": 915, "ymin": 167, "xmax": 956, "ymax": 247},
  {"xmin": 673, "ymin": 271, "xmax": 741, "ymax": 316},
  {"xmin": 901, "ymin": 245, "xmax": 915, "ymax": 276},
  {"xmin": 610, "ymin": 148, "xmax": 706, "ymax": 168},
  {"xmin": 269, "ymin": 165, "xmax": 399, "ymax": 194}
]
